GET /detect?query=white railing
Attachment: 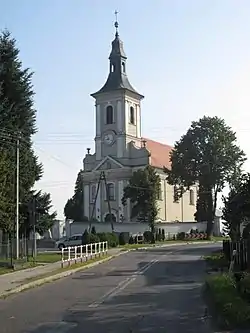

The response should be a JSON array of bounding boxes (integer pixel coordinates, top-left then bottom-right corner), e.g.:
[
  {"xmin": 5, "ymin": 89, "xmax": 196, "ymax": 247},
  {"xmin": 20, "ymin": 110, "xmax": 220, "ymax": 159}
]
[{"xmin": 61, "ymin": 241, "xmax": 108, "ymax": 268}]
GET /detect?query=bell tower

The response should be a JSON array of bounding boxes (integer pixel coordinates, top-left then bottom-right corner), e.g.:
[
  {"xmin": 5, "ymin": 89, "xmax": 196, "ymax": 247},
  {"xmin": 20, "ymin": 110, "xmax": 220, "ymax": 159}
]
[{"xmin": 91, "ymin": 13, "xmax": 144, "ymax": 161}]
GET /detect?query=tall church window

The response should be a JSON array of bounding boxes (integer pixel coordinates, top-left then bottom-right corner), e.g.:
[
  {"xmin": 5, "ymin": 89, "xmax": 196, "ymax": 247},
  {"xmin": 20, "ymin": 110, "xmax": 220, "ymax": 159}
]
[
  {"xmin": 106, "ymin": 183, "xmax": 115, "ymax": 201},
  {"xmin": 91, "ymin": 184, "xmax": 96, "ymax": 203},
  {"xmin": 129, "ymin": 106, "xmax": 135, "ymax": 124},
  {"xmin": 189, "ymin": 189, "xmax": 195, "ymax": 205},
  {"xmin": 173, "ymin": 186, "xmax": 179, "ymax": 203},
  {"xmin": 106, "ymin": 105, "xmax": 113, "ymax": 124}
]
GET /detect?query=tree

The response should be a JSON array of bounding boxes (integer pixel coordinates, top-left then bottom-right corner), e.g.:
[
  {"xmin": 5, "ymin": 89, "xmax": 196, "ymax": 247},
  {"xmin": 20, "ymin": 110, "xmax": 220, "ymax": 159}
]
[
  {"xmin": 194, "ymin": 185, "xmax": 210, "ymax": 222},
  {"xmin": 165, "ymin": 116, "xmax": 246, "ymax": 238},
  {"xmin": 19, "ymin": 190, "xmax": 57, "ymax": 238},
  {"xmin": 64, "ymin": 170, "xmax": 84, "ymax": 221},
  {"xmin": 222, "ymin": 173, "xmax": 250, "ymax": 240},
  {"xmin": 122, "ymin": 166, "xmax": 161, "ymax": 233},
  {"xmin": 0, "ymin": 30, "xmax": 43, "ymax": 234}
]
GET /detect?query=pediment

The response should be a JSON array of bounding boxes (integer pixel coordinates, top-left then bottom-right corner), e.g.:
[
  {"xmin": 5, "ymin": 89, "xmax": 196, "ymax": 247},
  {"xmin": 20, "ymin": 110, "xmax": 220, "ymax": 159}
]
[{"xmin": 93, "ymin": 156, "xmax": 124, "ymax": 171}]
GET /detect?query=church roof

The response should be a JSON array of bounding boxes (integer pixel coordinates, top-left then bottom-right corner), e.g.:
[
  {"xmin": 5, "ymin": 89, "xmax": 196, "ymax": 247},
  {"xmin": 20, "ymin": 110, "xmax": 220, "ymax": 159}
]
[{"xmin": 142, "ymin": 138, "xmax": 172, "ymax": 170}]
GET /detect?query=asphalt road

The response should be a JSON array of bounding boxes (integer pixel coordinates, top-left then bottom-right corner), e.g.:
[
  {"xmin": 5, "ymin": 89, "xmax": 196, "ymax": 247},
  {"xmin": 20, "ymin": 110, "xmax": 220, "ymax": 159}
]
[{"xmin": 0, "ymin": 243, "xmax": 219, "ymax": 333}]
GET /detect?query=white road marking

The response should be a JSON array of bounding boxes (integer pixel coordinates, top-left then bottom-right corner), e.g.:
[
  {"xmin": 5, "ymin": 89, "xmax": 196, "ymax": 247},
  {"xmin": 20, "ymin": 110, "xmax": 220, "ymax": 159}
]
[
  {"xmin": 29, "ymin": 322, "xmax": 77, "ymax": 332},
  {"xmin": 88, "ymin": 258, "xmax": 158, "ymax": 308}
]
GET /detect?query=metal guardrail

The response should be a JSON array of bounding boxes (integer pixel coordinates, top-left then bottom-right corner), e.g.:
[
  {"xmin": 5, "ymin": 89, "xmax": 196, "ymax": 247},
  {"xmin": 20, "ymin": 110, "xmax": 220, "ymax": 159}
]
[{"xmin": 61, "ymin": 241, "xmax": 108, "ymax": 268}]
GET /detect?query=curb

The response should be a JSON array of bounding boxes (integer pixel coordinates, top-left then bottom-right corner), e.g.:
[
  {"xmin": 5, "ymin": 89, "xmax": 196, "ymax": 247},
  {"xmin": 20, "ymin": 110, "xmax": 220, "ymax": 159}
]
[
  {"xmin": 131, "ymin": 240, "xmax": 222, "ymax": 251},
  {"xmin": 0, "ymin": 241, "xmax": 221, "ymax": 299},
  {"xmin": 0, "ymin": 254, "xmax": 115, "ymax": 299}
]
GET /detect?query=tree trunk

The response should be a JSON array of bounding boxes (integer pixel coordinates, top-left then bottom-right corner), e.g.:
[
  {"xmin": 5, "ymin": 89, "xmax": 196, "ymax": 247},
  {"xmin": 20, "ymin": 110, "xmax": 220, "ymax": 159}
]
[{"xmin": 206, "ymin": 189, "xmax": 214, "ymax": 239}]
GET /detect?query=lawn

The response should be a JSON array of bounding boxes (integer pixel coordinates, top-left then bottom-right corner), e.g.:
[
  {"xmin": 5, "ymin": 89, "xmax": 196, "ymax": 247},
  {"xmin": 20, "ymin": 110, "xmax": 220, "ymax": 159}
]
[{"xmin": 34, "ymin": 252, "xmax": 61, "ymax": 263}]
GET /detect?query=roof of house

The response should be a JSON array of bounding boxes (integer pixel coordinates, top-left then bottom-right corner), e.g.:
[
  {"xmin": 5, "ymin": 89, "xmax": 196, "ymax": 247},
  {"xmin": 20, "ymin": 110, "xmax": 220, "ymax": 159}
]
[{"xmin": 142, "ymin": 138, "xmax": 173, "ymax": 170}]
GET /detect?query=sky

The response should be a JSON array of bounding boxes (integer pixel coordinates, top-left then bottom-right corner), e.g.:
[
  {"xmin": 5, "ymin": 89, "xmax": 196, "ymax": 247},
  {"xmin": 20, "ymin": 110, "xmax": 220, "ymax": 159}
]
[{"xmin": 1, "ymin": 0, "xmax": 250, "ymax": 219}]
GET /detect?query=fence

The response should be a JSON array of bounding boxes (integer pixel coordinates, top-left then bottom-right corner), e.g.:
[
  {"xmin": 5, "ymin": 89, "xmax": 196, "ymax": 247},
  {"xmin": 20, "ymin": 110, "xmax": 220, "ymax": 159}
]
[
  {"xmin": 61, "ymin": 241, "xmax": 108, "ymax": 268},
  {"xmin": 223, "ymin": 240, "xmax": 250, "ymax": 271}
]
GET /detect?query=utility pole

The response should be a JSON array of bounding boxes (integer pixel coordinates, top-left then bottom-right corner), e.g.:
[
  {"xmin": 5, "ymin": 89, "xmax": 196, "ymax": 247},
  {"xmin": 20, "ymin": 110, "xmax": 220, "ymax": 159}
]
[
  {"xmin": 102, "ymin": 172, "xmax": 114, "ymax": 232},
  {"xmin": 32, "ymin": 197, "xmax": 37, "ymax": 258},
  {"xmin": 16, "ymin": 136, "xmax": 20, "ymax": 259},
  {"xmin": 88, "ymin": 171, "xmax": 114, "ymax": 232}
]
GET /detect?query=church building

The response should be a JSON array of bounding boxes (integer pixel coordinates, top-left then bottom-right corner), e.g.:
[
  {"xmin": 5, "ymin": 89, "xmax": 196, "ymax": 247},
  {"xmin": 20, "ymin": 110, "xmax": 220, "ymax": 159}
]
[{"xmin": 82, "ymin": 19, "xmax": 197, "ymax": 224}]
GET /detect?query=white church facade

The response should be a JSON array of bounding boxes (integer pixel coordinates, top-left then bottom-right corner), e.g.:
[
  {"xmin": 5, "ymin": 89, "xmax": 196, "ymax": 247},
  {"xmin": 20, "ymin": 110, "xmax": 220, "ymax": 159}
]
[{"xmin": 82, "ymin": 19, "xmax": 197, "ymax": 224}]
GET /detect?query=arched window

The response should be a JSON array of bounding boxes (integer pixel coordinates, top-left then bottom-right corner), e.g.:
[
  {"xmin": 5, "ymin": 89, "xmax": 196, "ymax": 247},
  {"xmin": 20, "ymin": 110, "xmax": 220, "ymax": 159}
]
[
  {"xmin": 106, "ymin": 183, "xmax": 115, "ymax": 201},
  {"xmin": 111, "ymin": 64, "xmax": 116, "ymax": 72},
  {"xmin": 130, "ymin": 106, "xmax": 135, "ymax": 124},
  {"xmin": 106, "ymin": 105, "xmax": 113, "ymax": 124},
  {"xmin": 189, "ymin": 189, "xmax": 195, "ymax": 205},
  {"xmin": 122, "ymin": 62, "xmax": 126, "ymax": 73}
]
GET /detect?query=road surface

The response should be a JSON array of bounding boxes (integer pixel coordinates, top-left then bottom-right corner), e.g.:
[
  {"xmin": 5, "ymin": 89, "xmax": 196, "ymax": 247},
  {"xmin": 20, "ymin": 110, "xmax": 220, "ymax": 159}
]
[{"xmin": 0, "ymin": 243, "xmax": 218, "ymax": 333}]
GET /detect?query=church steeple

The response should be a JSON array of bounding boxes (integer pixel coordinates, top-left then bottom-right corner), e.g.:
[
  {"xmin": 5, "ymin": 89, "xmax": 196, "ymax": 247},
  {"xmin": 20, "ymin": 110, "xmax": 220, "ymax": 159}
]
[{"xmin": 91, "ymin": 13, "xmax": 144, "ymax": 99}]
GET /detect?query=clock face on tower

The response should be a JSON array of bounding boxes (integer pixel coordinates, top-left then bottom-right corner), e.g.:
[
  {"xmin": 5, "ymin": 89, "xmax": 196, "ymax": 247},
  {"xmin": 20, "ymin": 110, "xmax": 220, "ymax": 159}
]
[{"xmin": 103, "ymin": 130, "xmax": 116, "ymax": 145}]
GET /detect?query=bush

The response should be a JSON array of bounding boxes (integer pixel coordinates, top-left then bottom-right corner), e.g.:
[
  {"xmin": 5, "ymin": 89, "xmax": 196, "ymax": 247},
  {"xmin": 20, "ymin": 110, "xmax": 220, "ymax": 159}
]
[
  {"xmin": 238, "ymin": 273, "xmax": 250, "ymax": 301},
  {"xmin": 89, "ymin": 233, "xmax": 100, "ymax": 243},
  {"xmin": 129, "ymin": 236, "xmax": 134, "ymax": 244},
  {"xmin": 96, "ymin": 232, "xmax": 118, "ymax": 247},
  {"xmin": 81, "ymin": 229, "xmax": 90, "ymax": 245},
  {"xmin": 143, "ymin": 231, "xmax": 153, "ymax": 243},
  {"xmin": 162, "ymin": 229, "xmax": 165, "ymax": 241},
  {"xmin": 105, "ymin": 232, "xmax": 119, "ymax": 248},
  {"xmin": 206, "ymin": 273, "xmax": 250, "ymax": 329},
  {"xmin": 177, "ymin": 232, "xmax": 186, "ymax": 240},
  {"xmin": 119, "ymin": 232, "xmax": 129, "ymax": 245}
]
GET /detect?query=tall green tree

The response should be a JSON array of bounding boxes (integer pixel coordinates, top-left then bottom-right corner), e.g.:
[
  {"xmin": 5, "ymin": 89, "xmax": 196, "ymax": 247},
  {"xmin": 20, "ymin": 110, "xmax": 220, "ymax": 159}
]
[
  {"xmin": 64, "ymin": 170, "xmax": 85, "ymax": 221},
  {"xmin": 165, "ymin": 116, "xmax": 246, "ymax": 238},
  {"xmin": 0, "ymin": 30, "xmax": 43, "ymax": 234},
  {"xmin": 222, "ymin": 173, "xmax": 250, "ymax": 241},
  {"xmin": 122, "ymin": 166, "xmax": 161, "ymax": 233},
  {"xmin": 19, "ymin": 190, "xmax": 57, "ymax": 238},
  {"xmin": 194, "ymin": 185, "xmax": 210, "ymax": 222}
]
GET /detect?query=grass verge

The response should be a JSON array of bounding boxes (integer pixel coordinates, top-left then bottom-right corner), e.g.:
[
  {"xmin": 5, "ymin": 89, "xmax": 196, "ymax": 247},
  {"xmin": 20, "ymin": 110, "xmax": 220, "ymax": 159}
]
[
  {"xmin": 205, "ymin": 273, "xmax": 250, "ymax": 330},
  {"xmin": 34, "ymin": 252, "xmax": 61, "ymax": 263},
  {"xmin": 121, "ymin": 238, "xmax": 223, "ymax": 251},
  {"xmin": 0, "ymin": 253, "xmax": 61, "ymax": 276},
  {"xmin": 20, "ymin": 254, "xmax": 112, "ymax": 284},
  {"xmin": 204, "ymin": 250, "xmax": 228, "ymax": 271}
]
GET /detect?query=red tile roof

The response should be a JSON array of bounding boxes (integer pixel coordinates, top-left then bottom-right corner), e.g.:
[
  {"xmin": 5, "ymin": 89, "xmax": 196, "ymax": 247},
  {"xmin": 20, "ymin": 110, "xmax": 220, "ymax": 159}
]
[{"xmin": 142, "ymin": 138, "xmax": 172, "ymax": 170}]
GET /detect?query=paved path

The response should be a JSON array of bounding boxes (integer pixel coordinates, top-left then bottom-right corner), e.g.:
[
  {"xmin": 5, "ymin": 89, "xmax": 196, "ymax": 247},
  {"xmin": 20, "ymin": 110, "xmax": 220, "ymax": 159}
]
[
  {"xmin": 0, "ymin": 243, "xmax": 219, "ymax": 333},
  {"xmin": 0, "ymin": 248, "xmax": 121, "ymax": 296}
]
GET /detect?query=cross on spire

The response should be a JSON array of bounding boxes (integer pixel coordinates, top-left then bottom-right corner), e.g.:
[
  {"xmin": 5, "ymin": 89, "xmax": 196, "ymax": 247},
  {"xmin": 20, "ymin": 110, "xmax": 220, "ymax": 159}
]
[{"xmin": 114, "ymin": 10, "xmax": 119, "ymax": 36}]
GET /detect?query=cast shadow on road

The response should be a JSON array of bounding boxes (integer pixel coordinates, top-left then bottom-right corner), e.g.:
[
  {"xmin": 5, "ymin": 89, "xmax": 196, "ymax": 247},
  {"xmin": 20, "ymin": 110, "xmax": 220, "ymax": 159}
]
[{"xmin": 63, "ymin": 254, "xmax": 211, "ymax": 332}]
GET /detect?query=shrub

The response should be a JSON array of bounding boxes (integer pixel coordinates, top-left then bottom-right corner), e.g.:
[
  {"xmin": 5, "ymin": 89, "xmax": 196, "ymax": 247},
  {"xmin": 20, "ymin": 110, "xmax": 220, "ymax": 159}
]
[
  {"xmin": 96, "ymin": 232, "xmax": 118, "ymax": 247},
  {"xmin": 106, "ymin": 232, "xmax": 119, "ymax": 247},
  {"xmin": 119, "ymin": 232, "xmax": 129, "ymax": 245},
  {"xmin": 89, "ymin": 233, "xmax": 100, "ymax": 243},
  {"xmin": 143, "ymin": 231, "xmax": 153, "ymax": 243},
  {"xmin": 151, "ymin": 233, "xmax": 155, "ymax": 244},
  {"xmin": 162, "ymin": 229, "xmax": 165, "ymax": 241},
  {"xmin": 129, "ymin": 236, "xmax": 134, "ymax": 244},
  {"xmin": 177, "ymin": 232, "xmax": 186, "ymax": 240},
  {"xmin": 81, "ymin": 229, "xmax": 90, "ymax": 245},
  {"xmin": 206, "ymin": 273, "xmax": 250, "ymax": 329}
]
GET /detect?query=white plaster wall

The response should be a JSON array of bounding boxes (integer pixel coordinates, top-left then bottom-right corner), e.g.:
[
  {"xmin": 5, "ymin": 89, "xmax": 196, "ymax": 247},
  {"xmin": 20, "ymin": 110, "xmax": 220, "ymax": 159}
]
[{"xmin": 68, "ymin": 221, "xmax": 208, "ymax": 237}]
